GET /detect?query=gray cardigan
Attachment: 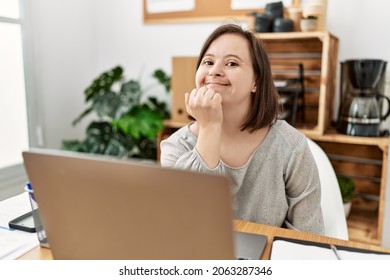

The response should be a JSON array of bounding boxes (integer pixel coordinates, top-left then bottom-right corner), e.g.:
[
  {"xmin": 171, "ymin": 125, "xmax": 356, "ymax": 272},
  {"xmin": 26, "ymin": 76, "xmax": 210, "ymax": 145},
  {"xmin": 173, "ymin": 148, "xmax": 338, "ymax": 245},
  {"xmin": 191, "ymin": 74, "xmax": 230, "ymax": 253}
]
[{"xmin": 160, "ymin": 120, "xmax": 324, "ymax": 235}]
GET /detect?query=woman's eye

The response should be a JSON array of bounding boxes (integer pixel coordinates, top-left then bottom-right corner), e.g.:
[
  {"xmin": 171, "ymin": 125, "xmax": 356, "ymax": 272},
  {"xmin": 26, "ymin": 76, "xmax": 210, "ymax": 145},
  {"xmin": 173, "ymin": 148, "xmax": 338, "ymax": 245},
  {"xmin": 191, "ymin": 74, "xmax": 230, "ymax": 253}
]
[
  {"xmin": 227, "ymin": 61, "xmax": 238, "ymax": 67},
  {"xmin": 203, "ymin": 60, "xmax": 213, "ymax": 65}
]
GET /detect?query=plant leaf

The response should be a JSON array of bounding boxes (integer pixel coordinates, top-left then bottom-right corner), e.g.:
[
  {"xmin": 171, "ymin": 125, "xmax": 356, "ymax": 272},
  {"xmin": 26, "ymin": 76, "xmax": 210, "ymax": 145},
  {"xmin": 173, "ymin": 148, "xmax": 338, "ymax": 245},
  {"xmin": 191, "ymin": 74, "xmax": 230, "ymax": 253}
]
[
  {"xmin": 136, "ymin": 137, "xmax": 157, "ymax": 159},
  {"xmin": 82, "ymin": 121, "xmax": 114, "ymax": 154},
  {"xmin": 104, "ymin": 135, "xmax": 132, "ymax": 157},
  {"xmin": 120, "ymin": 79, "xmax": 142, "ymax": 110},
  {"xmin": 147, "ymin": 96, "xmax": 170, "ymax": 119},
  {"xmin": 152, "ymin": 69, "xmax": 171, "ymax": 92},
  {"xmin": 92, "ymin": 90, "xmax": 121, "ymax": 118},
  {"xmin": 113, "ymin": 106, "xmax": 164, "ymax": 140},
  {"xmin": 72, "ymin": 106, "xmax": 94, "ymax": 126},
  {"xmin": 84, "ymin": 66, "xmax": 124, "ymax": 102},
  {"xmin": 337, "ymin": 176, "xmax": 356, "ymax": 203},
  {"xmin": 61, "ymin": 140, "xmax": 86, "ymax": 152}
]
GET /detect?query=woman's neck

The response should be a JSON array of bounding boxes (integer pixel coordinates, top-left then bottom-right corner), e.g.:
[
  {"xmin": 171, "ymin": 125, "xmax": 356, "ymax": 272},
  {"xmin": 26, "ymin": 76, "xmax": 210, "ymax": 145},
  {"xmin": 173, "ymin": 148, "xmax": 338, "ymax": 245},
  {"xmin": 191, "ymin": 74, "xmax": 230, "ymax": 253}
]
[{"xmin": 221, "ymin": 105, "xmax": 249, "ymax": 134}]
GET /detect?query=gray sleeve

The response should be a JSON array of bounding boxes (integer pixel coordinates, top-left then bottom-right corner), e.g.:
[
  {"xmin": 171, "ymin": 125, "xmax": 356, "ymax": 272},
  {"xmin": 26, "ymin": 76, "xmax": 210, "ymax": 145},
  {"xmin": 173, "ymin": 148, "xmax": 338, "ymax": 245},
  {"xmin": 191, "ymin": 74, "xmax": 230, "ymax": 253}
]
[
  {"xmin": 283, "ymin": 137, "xmax": 325, "ymax": 235},
  {"xmin": 160, "ymin": 128, "xmax": 224, "ymax": 175}
]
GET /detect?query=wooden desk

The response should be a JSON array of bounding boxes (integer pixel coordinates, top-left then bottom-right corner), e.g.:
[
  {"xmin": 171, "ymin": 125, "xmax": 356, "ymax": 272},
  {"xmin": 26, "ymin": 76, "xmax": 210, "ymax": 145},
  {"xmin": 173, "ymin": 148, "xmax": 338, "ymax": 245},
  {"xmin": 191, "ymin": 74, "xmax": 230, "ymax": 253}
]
[
  {"xmin": 18, "ymin": 220, "xmax": 390, "ymax": 260},
  {"xmin": 234, "ymin": 220, "xmax": 390, "ymax": 259}
]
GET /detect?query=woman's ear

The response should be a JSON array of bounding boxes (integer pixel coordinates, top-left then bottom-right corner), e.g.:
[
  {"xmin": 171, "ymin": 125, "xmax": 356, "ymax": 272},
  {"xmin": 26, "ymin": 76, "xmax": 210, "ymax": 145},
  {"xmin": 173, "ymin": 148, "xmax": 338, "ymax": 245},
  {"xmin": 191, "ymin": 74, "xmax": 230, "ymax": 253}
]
[{"xmin": 251, "ymin": 84, "xmax": 257, "ymax": 93}]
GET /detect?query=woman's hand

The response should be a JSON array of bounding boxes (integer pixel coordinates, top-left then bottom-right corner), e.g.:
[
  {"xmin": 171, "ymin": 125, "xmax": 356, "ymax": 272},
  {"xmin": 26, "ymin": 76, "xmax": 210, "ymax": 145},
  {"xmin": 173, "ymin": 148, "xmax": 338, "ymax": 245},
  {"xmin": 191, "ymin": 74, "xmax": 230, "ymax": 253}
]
[
  {"xmin": 185, "ymin": 86, "xmax": 223, "ymax": 128},
  {"xmin": 185, "ymin": 86, "xmax": 223, "ymax": 168}
]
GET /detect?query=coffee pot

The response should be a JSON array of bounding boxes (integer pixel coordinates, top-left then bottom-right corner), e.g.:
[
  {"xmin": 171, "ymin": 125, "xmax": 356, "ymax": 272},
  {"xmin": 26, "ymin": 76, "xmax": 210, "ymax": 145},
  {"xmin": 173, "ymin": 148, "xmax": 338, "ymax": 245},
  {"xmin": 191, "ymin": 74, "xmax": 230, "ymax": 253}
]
[{"xmin": 337, "ymin": 59, "xmax": 389, "ymax": 137}]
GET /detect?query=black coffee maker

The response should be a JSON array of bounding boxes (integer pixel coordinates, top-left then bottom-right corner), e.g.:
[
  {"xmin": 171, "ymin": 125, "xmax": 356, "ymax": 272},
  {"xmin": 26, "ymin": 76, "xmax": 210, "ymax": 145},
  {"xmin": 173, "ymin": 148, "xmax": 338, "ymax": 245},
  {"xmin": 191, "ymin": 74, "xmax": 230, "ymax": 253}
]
[{"xmin": 337, "ymin": 59, "xmax": 389, "ymax": 137}]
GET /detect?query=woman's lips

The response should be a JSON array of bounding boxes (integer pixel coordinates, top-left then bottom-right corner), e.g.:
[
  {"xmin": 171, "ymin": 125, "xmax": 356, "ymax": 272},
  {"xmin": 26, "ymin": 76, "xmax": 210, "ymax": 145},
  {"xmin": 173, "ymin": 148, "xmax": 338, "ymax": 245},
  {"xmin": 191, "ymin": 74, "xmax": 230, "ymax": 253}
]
[{"xmin": 206, "ymin": 82, "xmax": 229, "ymax": 89}]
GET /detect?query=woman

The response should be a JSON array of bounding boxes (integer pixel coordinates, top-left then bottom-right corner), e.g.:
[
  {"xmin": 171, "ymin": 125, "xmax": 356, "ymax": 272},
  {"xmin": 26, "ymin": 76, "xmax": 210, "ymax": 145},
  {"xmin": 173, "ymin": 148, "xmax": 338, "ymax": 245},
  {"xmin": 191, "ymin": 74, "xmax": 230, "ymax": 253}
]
[{"xmin": 160, "ymin": 24, "xmax": 324, "ymax": 235}]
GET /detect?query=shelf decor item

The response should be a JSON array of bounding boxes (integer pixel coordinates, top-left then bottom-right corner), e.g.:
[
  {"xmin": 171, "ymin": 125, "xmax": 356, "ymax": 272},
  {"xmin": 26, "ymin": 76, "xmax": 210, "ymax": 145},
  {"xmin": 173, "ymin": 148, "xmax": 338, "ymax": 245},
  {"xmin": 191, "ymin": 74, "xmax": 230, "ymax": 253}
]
[
  {"xmin": 287, "ymin": 7, "xmax": 303, "ymax": 31},
  {"xmin": 337, "ymin": 176, "xmax": 356, "ymax": 217},
  {"xmin": 301, "ymin": 0, "xmax": 327, "ymax": 31},
  {"xmin": 300, "ymin": 15, "xmax": 318, "ymax": 31},
  {"xmin": 62, "ymin": 65, "xmax": 170, "ymax": 159}
]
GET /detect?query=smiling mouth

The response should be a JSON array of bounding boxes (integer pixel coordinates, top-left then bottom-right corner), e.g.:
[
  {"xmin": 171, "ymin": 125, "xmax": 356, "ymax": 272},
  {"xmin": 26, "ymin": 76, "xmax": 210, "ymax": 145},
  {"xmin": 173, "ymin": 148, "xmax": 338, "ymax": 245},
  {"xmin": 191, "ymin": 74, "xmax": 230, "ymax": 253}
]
[{"xmin": 205, "ymin": 82, "xmax": 229, "ymax": 88}]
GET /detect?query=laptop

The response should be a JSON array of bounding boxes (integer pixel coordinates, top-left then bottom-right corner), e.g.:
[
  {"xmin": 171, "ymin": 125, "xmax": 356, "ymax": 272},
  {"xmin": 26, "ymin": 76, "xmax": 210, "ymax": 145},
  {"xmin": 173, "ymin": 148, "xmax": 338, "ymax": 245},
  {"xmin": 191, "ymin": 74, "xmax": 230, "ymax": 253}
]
[{"xmin": 22, "ymin": 149, "xmax": 267, "ymax": 260}]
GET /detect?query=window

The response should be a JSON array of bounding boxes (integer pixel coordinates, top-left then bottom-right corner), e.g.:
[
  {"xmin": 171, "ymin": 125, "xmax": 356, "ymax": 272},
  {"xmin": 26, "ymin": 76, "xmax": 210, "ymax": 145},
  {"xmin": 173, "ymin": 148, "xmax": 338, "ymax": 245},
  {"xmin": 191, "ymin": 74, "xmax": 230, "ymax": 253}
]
[{"xmin": 0, "ymin": 0, "xmax": 29, "ymax": 200}]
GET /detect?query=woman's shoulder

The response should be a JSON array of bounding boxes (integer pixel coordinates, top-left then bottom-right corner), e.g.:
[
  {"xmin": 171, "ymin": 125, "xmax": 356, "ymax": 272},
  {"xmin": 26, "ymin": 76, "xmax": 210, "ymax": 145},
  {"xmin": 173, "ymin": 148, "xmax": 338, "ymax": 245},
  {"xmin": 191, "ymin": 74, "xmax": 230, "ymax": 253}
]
[{"xmin": 269, "ymin": 120, "xmax": 307, "ymax": 150}]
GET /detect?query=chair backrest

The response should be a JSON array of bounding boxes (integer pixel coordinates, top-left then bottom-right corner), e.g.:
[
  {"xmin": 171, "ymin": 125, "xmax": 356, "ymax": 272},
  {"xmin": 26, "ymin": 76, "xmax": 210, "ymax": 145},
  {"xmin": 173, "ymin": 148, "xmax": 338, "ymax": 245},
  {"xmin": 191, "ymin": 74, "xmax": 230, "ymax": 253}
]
[{"xmin": 307, "ymin": 138, "xmax": 349, "ymax": 240}]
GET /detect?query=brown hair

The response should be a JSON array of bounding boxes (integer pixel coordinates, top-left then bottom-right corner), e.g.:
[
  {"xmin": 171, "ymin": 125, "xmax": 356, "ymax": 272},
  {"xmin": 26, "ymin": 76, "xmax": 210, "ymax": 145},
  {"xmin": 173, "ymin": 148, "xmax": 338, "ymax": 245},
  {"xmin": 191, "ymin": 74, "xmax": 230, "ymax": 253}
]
[{"xmin": 196, "ymin": 24, "xmax": 280, "ymax": 132}]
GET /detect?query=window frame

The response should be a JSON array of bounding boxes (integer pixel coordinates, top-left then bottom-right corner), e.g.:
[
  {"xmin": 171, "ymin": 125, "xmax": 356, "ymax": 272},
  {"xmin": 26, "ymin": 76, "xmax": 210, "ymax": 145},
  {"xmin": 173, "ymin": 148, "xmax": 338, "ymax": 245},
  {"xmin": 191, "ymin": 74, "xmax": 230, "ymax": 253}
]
[{"xmin": 0, "ymin": 0, "xmax": 38, "ymax": 200}]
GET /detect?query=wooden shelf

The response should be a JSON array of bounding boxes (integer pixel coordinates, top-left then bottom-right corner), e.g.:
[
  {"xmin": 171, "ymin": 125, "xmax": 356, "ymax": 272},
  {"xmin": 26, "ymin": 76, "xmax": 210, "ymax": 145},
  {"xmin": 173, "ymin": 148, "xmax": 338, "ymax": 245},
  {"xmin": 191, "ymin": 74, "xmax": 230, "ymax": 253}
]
[
  {"xmin": 260, "ymin": 32, "xmax": 339, "ymax": 135},
  {"xmin": 305, "ymin": 130, "xmax": 389, "ymax": 152},
  {"xmin": 305, "ymin": 131, "xmax": 389, "ymax": 245},
  {"xmin": 347, "ymin": 196, "xmax": 380, "ymax": 246},
  {"xmin": 257, "ymin": 31, "xmax": 333, "ymax": 41}
]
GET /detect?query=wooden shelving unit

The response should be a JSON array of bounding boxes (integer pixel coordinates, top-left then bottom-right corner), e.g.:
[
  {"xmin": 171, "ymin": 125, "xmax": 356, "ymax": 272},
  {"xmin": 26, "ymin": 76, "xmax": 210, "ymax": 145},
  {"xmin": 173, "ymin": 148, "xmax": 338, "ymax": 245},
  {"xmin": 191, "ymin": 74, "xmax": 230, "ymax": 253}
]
[
  {"xmin": 308, "ymin": 131, "xmax": 389, "ymax": 246},
  {"xmin": 259, "ymin": 31, "xmax": 339, "ymax": 135}
]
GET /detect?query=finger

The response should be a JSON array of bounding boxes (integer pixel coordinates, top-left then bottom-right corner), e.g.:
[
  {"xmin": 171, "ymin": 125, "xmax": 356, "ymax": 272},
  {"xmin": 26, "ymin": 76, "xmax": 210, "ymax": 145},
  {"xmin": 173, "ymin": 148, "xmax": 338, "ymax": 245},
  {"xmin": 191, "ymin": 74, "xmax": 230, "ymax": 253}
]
[
  {"xmin": 204, "ymin": 88, "xmax": 216, "ymax": 100},
  {"xmin": 212, "ymin": 93, "xmax": 222, "ymax": 103},
  {"xmin": 188, "ymin": 88, "xmax": 198, "ymax": 101},
  {"xmin": 196, "ymin": 86, "xmax": 208, "ymax": 96},
  {"xmin": 185, "ymin": 91, "xmax": 196, "ymax": 116},
  {"xmin": 185, "ymin": 92, "xmax": 190, "ymax": 106}
]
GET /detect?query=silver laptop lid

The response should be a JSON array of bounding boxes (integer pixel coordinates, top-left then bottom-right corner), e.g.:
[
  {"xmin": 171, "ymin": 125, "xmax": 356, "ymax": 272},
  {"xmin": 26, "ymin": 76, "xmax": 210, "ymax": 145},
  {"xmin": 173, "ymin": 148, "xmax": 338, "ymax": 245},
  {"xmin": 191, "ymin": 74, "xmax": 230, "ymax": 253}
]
[{"xmin": 23, "ymin": 149, "xmax": 235, "ymax": 260}]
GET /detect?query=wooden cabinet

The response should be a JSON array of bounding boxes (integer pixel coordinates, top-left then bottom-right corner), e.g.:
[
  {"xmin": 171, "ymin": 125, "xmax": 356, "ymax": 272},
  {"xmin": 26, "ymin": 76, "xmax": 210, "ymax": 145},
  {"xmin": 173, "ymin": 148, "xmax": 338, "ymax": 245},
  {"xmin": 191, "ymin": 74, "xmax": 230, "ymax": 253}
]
[
  {"xmin": 162, "ymin": 31, "xmax": 389, "ymax": 246},
  {"xmin": 259, "ymin": 31, "xmax": 339, "ymax": 135},
  {"xmin": 309, "ymin": 133, "xmax": 389, "ymax": 245}
]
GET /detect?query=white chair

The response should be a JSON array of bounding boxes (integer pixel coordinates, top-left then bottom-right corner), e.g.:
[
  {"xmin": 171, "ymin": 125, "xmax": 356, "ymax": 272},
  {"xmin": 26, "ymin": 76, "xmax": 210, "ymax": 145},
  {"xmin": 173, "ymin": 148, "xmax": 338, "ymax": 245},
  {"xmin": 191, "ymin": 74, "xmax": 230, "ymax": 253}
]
[{"xmin": 307, "ymin": 138, "xmax": 349, "ymax": 240}]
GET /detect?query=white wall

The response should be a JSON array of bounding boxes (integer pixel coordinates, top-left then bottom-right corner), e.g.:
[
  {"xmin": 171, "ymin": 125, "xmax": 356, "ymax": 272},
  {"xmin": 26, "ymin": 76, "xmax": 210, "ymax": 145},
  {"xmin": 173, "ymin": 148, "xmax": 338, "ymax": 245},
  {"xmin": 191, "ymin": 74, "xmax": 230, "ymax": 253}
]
[
  {"xmin": 26, "ymin": 0, "xmax": 98, "ymax": 148},
  {"xmin": 328, "ymin": 0, "xmax": 390, "ymax": 61},
  {"xmin": 26, "ymin": 0, "xmax": 390, "ymax": 246}
]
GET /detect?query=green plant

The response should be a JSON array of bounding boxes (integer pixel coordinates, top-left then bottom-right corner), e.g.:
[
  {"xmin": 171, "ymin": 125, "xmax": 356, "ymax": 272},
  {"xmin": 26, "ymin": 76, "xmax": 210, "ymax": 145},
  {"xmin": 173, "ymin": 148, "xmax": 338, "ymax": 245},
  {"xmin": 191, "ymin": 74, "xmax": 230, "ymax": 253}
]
[
  {"xmin": 62, "ymin": 65, "xmax": 170, "ymax": 159},
  {"xmin": 337, "ymin": 176, "xmax": 356, "ymax": 203}
]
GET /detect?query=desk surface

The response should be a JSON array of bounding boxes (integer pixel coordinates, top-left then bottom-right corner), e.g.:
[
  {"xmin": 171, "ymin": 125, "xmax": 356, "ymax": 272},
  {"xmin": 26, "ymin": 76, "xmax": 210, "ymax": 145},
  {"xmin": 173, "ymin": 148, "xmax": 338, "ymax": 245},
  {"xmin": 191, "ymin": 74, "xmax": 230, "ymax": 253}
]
[{"xmin": 19, "ymin": 220, "xmax": 390, "ymax": 260}]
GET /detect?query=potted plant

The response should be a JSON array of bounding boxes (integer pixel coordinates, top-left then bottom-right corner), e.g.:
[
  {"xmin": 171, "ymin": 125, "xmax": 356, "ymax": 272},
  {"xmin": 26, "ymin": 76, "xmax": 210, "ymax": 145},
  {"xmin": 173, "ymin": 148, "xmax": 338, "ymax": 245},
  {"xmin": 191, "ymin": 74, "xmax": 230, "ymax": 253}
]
[
  {"xmin": 337, "ymin": 176, "xmax": 356, "ymax": 217},
  {"xmin": 62, "ymin": 65, "xmax": 170, "ymax": 159},
  {"xmin": 300, "ymin": 15, "xmax": 318, "ymax": 32}
]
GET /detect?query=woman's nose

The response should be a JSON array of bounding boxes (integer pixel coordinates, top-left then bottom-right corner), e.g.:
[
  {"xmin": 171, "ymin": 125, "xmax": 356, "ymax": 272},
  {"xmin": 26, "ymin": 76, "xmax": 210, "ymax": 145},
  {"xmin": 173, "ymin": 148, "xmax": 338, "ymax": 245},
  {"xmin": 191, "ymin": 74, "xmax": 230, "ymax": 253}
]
[{"xmin": 209, "ymin": 63, "xmax": 223, "ymax": 76}]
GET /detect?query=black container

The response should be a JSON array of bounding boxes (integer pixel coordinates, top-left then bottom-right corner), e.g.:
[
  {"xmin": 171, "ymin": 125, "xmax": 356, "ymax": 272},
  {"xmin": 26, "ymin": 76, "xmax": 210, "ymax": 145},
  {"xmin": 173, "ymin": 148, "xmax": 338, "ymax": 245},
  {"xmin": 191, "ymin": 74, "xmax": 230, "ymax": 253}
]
[
  {"xmin": 265, "ymin": 1, "xmax": 284, "ymax": 19},
  {"xmin": 255, "ymin": 13, "xmax": 273, "ymax": 32},
  {"xmin": 273, "ymin": 18, "xmax": 293, "ymax": 32}
]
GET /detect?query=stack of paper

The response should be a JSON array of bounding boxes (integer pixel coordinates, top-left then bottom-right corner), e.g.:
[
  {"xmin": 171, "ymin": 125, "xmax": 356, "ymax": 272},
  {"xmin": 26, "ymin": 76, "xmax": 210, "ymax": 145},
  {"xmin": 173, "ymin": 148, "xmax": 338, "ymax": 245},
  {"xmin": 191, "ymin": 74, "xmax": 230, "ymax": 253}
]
[
  {"xmin": 0, "ymin": 192, "xmax": 39, "ymax": 259},
  {"xmin": 271, "ymin": 237, "xmax": 390, "ymax": 260}
]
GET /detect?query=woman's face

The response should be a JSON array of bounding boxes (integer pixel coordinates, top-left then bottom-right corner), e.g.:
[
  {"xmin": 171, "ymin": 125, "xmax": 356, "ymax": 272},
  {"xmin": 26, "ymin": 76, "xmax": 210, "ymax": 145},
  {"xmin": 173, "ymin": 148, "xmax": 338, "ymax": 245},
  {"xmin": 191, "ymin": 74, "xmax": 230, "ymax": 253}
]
[{"xmin": 195, "ymin": 33, "xmax": 257, "ymax": 107}]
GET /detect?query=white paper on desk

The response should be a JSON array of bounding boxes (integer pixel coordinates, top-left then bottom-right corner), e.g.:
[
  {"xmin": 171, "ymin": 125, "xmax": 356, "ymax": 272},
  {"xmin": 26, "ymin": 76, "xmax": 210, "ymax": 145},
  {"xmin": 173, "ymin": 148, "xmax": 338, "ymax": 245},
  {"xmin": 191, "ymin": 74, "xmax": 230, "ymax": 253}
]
[
  {"xmin": 0, "ymin": 229, "xmax": 39, "ymax": 260},
  {"xmin": 271, "ymin": 240, "xmax": 339, "ymax": 260},
  {"xmin": 271, "ymin": 240, "xmax": 390, "ymax": 260},
  {"xmin": 338, "ymin": 249, "xmax": 390, "ymax": 260},
  {"xmin": 0, "ymin": 193, "xmax": 39, "ymax": 259}
]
